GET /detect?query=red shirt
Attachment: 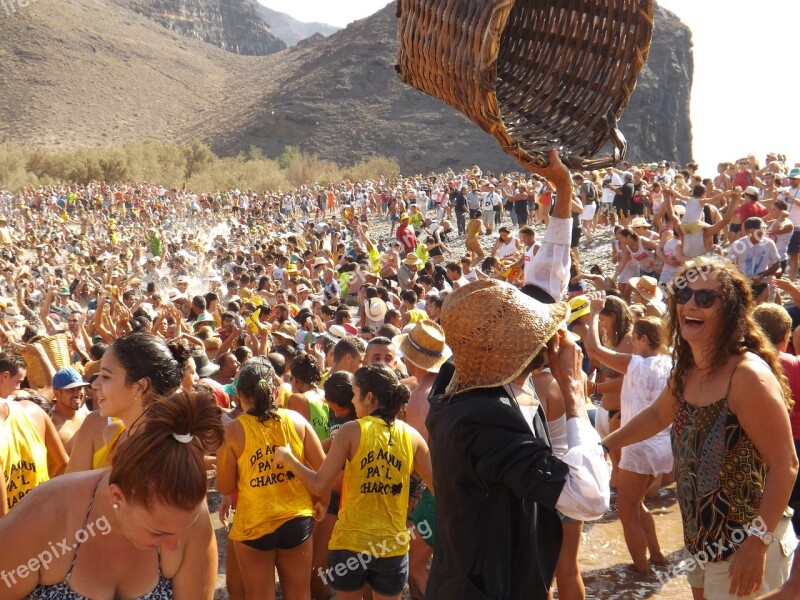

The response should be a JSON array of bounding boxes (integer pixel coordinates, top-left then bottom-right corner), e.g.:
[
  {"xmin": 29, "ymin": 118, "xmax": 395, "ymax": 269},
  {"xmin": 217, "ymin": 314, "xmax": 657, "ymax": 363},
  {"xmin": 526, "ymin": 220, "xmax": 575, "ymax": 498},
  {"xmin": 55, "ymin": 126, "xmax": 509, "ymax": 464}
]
[
  {"xmin": 736, "ymin": 201, "xmax": 768, "ymax": 223},
  {"xmin": 396, "ymin": 223, "xmax": 417, "ymax": 253},
  {"xmin": 779, "ymin": 353, "xmax": 800, "ymax": 441},
  {"xmin": 733, "ymin": 171, "xmax": 754, "ymax": 190}
]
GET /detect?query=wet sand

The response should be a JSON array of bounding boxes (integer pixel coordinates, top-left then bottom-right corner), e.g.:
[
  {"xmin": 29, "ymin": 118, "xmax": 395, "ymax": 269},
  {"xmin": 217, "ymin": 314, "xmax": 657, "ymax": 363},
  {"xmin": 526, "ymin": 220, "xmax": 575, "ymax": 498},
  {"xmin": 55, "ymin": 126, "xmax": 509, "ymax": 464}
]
[{"xmin": 208, "ymin": 481, "xmax": 691, "ymax": 599}]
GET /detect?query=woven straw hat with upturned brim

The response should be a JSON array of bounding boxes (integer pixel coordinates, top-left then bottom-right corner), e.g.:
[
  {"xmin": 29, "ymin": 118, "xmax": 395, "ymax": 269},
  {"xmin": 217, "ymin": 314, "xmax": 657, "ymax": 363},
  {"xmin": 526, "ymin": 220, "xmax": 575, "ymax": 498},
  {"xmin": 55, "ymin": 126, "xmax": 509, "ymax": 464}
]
[
  {"xmin": 393, "ymin": 319, "xmax": 451, "ymax": 373},
  {"xmin": 440, "ymin": 279, "xmax": 568, "ymax": 394}
]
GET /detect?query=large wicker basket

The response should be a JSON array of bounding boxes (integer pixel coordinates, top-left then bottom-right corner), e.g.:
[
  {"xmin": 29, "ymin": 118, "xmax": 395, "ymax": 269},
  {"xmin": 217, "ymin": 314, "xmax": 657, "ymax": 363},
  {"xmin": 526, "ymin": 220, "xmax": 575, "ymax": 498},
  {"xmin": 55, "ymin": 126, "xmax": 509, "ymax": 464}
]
[
  {"xmin": 20, "ymin": 333, "xmax": 71, "ymax": 389},
  {"xmin": 396, "ymin": 0, "xmax": 654, "ymax": 170}
]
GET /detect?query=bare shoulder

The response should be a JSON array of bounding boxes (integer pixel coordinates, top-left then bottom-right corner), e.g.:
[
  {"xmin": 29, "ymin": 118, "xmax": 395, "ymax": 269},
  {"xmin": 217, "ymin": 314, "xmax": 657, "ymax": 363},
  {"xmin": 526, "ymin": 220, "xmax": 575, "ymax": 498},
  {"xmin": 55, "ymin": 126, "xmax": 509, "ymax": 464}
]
[
  {"xmin": 283, "ymin": 407, "xmax": 312, "ymax": 428},
  {"xmin": 17, "ymin": 399, "xmax": 48, "ymax": 423},
  {"xmin": 1, "ymin": 470, "xmax": 101, "ymax": 536},
  {"xmin": 728, "ymin": 354, "xmax": 783, "ymax": 410},
  {"xmin": 79, "ymin": 409, "xmax": 111, "ymax": 433},
  {"xmin": 222, "ymin": 415, "xmax": 245, "ymax": 445}
]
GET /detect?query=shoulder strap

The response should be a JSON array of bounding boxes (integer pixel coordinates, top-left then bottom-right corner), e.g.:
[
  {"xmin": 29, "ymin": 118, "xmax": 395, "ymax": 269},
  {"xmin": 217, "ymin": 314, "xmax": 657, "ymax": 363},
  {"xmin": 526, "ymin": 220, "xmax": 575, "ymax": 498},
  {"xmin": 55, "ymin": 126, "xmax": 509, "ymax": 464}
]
[{"xmin": 65, "ymin": 473, "xmax": 106, "ymax": 582}]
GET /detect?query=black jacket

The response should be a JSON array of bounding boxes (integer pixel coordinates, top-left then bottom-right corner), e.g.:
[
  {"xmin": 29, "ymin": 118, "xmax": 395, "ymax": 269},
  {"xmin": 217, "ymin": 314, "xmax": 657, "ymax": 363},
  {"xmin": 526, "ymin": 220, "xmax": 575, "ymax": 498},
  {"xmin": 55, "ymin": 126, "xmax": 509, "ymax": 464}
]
[{"xmin": 425, "ymin": 383, "xmax": 569, "ymax": 600}]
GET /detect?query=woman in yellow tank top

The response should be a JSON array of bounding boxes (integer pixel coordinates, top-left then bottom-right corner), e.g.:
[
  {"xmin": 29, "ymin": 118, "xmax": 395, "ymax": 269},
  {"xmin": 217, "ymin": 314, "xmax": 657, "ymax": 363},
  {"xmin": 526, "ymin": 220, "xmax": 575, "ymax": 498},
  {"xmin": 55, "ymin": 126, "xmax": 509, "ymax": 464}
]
[
  {"xmin": 277, "ymin": 364, "xmax": 433, "ymax": 600},
  {"xmin": 217, "ymin": 357, "xmax": 326, "ymax": 600},
  {"xmin": 67, "ymin": 333, "xmax": 189, "ymax": 472}
]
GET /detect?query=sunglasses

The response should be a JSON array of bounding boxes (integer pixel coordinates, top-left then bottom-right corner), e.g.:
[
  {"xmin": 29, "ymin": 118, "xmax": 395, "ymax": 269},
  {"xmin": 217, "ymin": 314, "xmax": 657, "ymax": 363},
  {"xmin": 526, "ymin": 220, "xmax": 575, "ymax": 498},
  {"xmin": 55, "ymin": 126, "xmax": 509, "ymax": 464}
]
[{"xmin": 674, "ymin": 287, "xmax": 722, "ymax": 308}]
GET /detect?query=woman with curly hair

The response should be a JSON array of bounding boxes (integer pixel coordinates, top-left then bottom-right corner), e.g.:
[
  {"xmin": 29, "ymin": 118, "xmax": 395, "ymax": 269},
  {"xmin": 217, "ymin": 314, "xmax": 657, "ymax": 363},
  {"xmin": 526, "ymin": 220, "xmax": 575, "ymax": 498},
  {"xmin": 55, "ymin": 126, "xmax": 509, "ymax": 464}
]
[{"xmin": 604, "ymin": 257, "xmax": 798, "ymax": 598}]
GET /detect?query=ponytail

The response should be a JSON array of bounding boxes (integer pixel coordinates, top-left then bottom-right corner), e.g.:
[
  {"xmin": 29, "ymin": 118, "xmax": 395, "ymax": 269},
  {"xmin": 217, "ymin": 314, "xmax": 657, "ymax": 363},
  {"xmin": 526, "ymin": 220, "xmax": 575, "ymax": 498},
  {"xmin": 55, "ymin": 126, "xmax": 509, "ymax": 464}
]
[
  {"xmin": 110, "ymin": 389, "xmax": 223, "ymax": 511},
  {"xmin": 237, "ymin": 357, "xmax": 279, "ymax": 422}
]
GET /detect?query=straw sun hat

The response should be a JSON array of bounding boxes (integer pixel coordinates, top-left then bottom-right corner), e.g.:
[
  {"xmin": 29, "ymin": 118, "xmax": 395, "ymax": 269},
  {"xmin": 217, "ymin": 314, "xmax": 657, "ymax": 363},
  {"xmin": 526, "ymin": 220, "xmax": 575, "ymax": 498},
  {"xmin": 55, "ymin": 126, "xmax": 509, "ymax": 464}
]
[
  {"xmin": 393, "ymin": 319, "xmax": 451, "ymax": 373},
  {"xmin": 629, "ymin": 275, "xmax": 663, "ymax": 302},
  {"xmin": 440, "ymin": 279, "xmax": 568, "ymax": 394}
]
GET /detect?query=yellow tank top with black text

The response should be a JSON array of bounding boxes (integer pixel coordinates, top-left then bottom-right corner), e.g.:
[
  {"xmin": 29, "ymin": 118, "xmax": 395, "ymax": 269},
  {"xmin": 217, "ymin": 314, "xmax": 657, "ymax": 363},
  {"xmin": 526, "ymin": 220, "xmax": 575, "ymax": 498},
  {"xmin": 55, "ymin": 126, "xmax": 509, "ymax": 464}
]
[
  {"xmin": 1, "ymin": 401, "xmax": 49, "ymax": 511},
  {"xmin": 229, "ymin": 409, "xmax": 314, "ymax": 541},
  {"xmin": 330, "ymin": 416, "xmax": 414, "ymax": 556}
]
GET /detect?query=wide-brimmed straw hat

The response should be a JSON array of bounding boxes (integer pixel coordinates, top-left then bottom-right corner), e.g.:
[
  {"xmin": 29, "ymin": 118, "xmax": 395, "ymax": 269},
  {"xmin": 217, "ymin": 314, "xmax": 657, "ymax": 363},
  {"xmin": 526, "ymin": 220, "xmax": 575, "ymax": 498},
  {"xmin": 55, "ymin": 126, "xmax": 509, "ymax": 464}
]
[
  {"xmin": 272, "ymin": 321, "xmax": 298, "ymax": 343},
  {"xmin": 403, "ymin": 254, "xmax": 422, "ymax": 267},
  {"xmin": 393, "ymin": 319, "xmax": 451, "ymax": 373},
  {"xmin": 440, "ymin": 279, "xmax": 568, "ymax": 394},
  {"xmin": 629, "ymin": 275, "xmax": 663, "ymax": 302}
]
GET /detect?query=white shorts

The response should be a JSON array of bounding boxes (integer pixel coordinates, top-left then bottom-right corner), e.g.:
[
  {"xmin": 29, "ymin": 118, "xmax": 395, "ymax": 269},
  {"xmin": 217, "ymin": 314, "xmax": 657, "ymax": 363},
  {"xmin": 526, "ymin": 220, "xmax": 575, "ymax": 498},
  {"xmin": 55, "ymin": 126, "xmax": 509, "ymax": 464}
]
[
  {"xmin": 581, "ymin": 203, "xmax": 597, "ymax": 220},
  {"xmin": 481, "ymin": 211, "xmax": 495, "ymax": 227},
  {"xmin": 682, "ymin": 517, "xmax": 796, "ymax": 598}
]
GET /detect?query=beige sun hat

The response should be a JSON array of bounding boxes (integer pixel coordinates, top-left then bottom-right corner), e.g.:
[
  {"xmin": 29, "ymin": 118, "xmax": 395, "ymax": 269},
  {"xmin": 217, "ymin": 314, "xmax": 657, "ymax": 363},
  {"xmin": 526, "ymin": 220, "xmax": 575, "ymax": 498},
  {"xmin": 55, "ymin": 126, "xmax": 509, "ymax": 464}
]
[
  {"xmin": 629, "ymin": 275, "xmax": 663, "ymax": 302},
  {"xmin": 393, "ymin": 319, "xmax": 451, "ymax": 373},
  {"xmin": 366, "ymin": 297, "xmax": 388, "ymax": 322},
  {"xmin": 440, "ymin": 279, "xmax": 568, "ymax": 394},
  {"xmin": 403, "ymin": 254, "xmax": 422, "ymax": 267}
]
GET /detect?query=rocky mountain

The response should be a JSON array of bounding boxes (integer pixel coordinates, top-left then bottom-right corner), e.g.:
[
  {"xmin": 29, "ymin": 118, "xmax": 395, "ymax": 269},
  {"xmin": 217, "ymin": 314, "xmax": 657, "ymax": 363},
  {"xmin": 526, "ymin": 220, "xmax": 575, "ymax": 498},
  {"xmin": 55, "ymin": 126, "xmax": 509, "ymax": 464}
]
[
  {"xmin": 256, "ymin": 3, "xmax": 339, "ymax": 47},
  {"xmin": 120, "ymin": 0, "xmax": 286, "ymax": 55},
  {"xmin": 206, "ymin": 2, "xmax": 694, "ymax": 172},
  {"xmin": 0, "ymin": 0, "xmax": 693, "ymax": 175},
  {"xmin": 620, "ymin": 4, "xmax": 693, "ymax": 166}
]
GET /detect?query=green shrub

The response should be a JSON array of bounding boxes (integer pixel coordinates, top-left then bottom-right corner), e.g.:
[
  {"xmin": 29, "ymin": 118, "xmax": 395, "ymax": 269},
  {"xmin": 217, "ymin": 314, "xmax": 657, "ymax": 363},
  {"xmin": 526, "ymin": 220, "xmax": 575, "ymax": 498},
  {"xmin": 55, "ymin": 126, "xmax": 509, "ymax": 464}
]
[{"xmin": 0, "ymin": 141, "xmax": 400, "ymax": 192}]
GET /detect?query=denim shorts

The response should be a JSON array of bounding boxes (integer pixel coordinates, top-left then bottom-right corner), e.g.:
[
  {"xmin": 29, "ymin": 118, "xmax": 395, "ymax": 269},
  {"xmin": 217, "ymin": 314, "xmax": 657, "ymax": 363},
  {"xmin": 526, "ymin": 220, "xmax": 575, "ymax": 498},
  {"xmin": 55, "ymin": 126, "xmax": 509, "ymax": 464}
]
[{"xmin": 327, "ymin": 549, "xmax": 409, "ymax": 595}]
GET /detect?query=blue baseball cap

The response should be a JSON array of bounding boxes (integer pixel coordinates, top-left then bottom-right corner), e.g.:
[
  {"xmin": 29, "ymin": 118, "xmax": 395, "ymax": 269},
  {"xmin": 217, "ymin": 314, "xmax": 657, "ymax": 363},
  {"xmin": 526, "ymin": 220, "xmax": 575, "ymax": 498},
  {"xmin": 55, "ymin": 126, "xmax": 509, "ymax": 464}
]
[{"xmin": 53, "ymin": 368, "xmax": 90, "ymax": 390}]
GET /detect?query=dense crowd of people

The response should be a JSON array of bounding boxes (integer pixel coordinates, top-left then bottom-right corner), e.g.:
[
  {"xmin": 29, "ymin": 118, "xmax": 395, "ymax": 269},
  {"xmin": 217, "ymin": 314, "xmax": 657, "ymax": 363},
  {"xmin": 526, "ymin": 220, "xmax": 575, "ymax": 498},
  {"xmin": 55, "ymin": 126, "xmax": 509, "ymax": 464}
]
[{"xmin": 0, "ymin": 148, "xmax": 799, "ymax": 599}]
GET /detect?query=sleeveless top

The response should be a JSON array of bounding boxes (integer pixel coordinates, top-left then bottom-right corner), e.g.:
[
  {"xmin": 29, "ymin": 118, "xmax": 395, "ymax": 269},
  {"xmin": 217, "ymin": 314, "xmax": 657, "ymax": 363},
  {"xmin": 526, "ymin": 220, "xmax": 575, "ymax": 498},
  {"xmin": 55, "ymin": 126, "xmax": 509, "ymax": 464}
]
[
  {"xmin": 91, "ymin": 420, "xmax": 125, "ymax": 470},
  {"xmin": 229, "ymin": 410, "xmax": 313, "ymax": 541},
  {"xmin": 307, "ymin": 394, "xmax": 331, "ymax": 442},
  {"xmin": 671, "ymin": 365, "xmax": 768, "ymax": 560},
  {"xmin": 768, "ymin": 220, "xmax": 793, "ymax": 260},
  {"xmin": 495, "ymin": 238, "xmax": 518, "ymax": 261},
  {"xmin": 1, "ymin": 400, "xmax": 49, "ymax": 512},
  {"xmin": 28, "ymin": 475, "xmax": 172, "ymax": 599},
  {"xmin": 629, "ymin": 240, "xmax": 657, "ymax": 272},
  {"xmin": 330, "ymin": 416, "xmax": 414, "ymax": 556}
]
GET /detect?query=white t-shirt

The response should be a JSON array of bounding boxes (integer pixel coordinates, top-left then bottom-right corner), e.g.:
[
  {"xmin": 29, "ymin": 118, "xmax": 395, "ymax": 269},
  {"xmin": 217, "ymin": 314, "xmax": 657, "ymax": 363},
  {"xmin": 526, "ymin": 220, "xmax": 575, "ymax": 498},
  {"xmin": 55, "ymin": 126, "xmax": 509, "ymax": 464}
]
[
  {"xmin": 619, "ymin": 354, "xmax": 673, "ymax": 476},
  {"xmin": 601, "ymin": 173, "xmax": 622, "ymax": 204},
  {"xmin": 482, "ymin": 192, "xmax": 500, "ymax": 212},
  {"xmin": 785, "ymin": 187, "xmax": 800, "ymax": 227},
  {"xmin": 728, "ymin": 237, "xmax": 780, "ymax": 278}
]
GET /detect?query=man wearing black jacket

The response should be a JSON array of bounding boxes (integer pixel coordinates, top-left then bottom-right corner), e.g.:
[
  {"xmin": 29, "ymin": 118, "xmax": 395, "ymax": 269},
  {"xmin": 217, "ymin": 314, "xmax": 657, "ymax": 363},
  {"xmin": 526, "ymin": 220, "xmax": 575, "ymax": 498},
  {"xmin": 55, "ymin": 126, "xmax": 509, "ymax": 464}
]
[{"xmin": 425, "ymin": 151, "xmax": 609, "ymax": 600}]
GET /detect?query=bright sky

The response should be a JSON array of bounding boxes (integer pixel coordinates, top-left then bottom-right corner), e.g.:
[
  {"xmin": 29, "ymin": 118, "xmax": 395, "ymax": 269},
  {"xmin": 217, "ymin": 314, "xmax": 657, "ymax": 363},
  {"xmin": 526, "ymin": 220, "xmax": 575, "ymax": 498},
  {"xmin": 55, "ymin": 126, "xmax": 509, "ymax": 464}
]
[{"xmin": 260, "ymin": 0, "xmax": 800, "ymax": 172}]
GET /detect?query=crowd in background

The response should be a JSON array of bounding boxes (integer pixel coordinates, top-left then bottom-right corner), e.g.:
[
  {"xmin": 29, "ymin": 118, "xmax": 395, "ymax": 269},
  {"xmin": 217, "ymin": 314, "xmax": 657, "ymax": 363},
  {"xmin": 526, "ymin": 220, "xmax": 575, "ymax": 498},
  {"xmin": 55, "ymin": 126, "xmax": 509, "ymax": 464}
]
[{"xmin": 0, "ymin": 149, "xmax": 799, "ymax": 600}]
